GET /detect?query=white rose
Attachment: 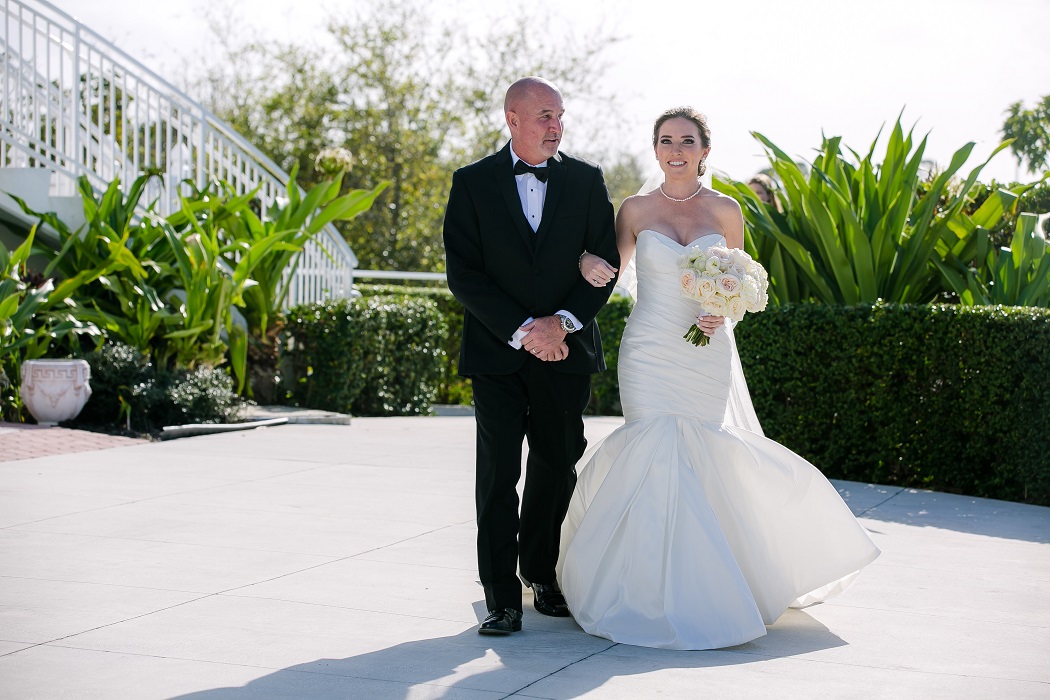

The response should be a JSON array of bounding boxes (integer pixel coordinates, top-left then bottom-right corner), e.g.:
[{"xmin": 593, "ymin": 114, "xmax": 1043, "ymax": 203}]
[
  {"xmin": 716, "ymin": 273, "xmax": 741, "ymax": 295},
  {"xmin": 704, "ymin": 257, "xmax": 722, "ymax": 275},
  {"xmin": 741, "ymin": 278, "xmax": 759, "ymax": 304},
  {"xmin": 714, "ymin": 248, "xmax": 734, "ymax": 266},
  {"xmin": 755, "ymin": 289, "xmax": 769, "ymax": 311},
  {"xmin": 731, "ymin": 262, "xmax": 748, "ymax": 278},
  {"xmin": 703, "ymin": 295, "xmax": 729, "ymax": 316},
  {"xmin": 688, "ymin": 247, "xmax": 707, "ymax": 265},
  {"xmin": 696, "ymin": 276, "xmax": 718, "ymax": 300},
  {"xmin": 727, "ymin": 296, "xmax": 747, "ymax": 321},
  {"xmin": 679, "ymin": 268, "xmax": 698, "ymax": 297}
]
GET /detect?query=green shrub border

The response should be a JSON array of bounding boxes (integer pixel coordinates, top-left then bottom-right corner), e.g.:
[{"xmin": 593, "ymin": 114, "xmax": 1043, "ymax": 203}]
[
  {"xmin": 280, "ymin": 294, "xmax": 447, "ymax": 416},
  {"xmin": 735, "ymin": 302, "xmax": 1050, "ymax": 506}
]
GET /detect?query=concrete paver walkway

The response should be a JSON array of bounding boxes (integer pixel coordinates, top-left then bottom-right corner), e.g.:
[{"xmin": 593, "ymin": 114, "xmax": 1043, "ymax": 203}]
[{"xmin": 0, "ymin": 417, "xmax": 1047, "ymax": 699}]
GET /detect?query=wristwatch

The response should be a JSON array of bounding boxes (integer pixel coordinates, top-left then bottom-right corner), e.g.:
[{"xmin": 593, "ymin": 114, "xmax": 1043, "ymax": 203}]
[{"xmin": 557, "ymin": 314, "xmax": 578, "ymax": 333}]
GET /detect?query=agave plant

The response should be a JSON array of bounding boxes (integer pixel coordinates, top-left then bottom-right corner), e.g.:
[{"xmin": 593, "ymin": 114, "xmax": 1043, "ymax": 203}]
[{"xmin": 714, "ymin": 117, "xmax": 1015, "ymax": 306}]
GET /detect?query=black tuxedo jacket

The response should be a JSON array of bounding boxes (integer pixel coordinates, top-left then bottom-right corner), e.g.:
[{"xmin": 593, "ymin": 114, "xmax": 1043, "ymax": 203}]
[{"xmin": 443, "ymin": 143, "xmax": 620, "ymax": 377}]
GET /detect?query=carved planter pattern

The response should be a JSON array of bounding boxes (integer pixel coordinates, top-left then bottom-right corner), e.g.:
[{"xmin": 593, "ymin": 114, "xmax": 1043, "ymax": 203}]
[{"xmin": 19, "ymin": 359, "xmax": 92, "ymax": 426}]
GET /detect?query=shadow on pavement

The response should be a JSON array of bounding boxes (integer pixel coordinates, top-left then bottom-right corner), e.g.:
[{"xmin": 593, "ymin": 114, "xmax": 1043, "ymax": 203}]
[
  {"xmin": 169, "ymin": 603, "xmax": 845, "ymax": 699},
  {"xmin": 857, "ymin": 489, "xmax": 1050, "ymax": 544}
]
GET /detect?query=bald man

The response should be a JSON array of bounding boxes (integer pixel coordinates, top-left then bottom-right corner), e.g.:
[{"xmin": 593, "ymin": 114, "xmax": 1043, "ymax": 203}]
[{"xmin": 443, "ymin": 76, "xmax": 620, "ymax": 635}]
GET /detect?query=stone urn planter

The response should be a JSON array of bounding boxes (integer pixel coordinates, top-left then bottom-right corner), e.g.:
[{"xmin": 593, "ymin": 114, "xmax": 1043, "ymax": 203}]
[{"xmin": 19, "ymin": 359, "xmax": 92, "ymax": 426}]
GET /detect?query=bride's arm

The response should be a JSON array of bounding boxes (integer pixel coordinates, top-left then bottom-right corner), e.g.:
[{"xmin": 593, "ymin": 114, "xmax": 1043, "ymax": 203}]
[
  {"xmin": 579, "ymin": 252, "xmax": 617, "ymax": 287},
  {"xmin": 579, "ymin": 197, "xmax": 641, "ymax": 287},
  {"xmin": 614, "ymin": 199, "xmax": 638, "ymax": 271},
  {"xmin": 720, "ymin": 197, "xmax": 745, "ymax": 250}
]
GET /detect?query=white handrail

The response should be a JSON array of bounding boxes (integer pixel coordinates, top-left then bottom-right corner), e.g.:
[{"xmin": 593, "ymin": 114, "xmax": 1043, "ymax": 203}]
[
  {"xmin": 354, "ymin": 270, "xmax": 449, "ymax": 283},
  {"xmin": 0, "ymin": 0, "xmax": 358, "ymax": 304}
]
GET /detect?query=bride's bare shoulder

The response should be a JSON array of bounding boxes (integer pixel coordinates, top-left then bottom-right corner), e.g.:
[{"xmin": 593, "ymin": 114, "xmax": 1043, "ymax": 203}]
[
  {"xmin": 620, "ymin": 190, "xmax": 662, "ymax": 215},
  {"xmin": 618, "ymin": 192, "xmax": 654, "ymax": 225},
  {"xmin": 704, "ymin": 187, "xmax": 741, "ymax": 207}
]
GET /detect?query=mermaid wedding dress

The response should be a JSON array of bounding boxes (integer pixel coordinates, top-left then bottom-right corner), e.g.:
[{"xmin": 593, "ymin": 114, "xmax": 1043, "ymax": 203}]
[{"xmin": 556, "ymin": 230, "xmax": 880, "ymax": 650}]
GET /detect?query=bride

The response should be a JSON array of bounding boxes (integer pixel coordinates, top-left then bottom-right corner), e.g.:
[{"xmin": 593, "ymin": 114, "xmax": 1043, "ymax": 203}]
[{"xmin": 557, "ymin": 107, "xmax": 880, "ymax": 650}]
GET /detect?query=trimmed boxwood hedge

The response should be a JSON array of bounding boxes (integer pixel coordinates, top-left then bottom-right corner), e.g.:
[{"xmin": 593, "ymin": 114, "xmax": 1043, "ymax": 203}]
[
  {"xmin": 280, "ymin": 294, "xmax": 446, "ymax": 416},
  {"xmin": 589, "ymin": 295, "xmax": 632, "ymax": 416},
  {"xmin": 735, "ymin": 302, "xmax": 1050, "ymax": 506},
  {"xmin": 356, "ymin": 285, "xmax": 469, "ymax": 405}
]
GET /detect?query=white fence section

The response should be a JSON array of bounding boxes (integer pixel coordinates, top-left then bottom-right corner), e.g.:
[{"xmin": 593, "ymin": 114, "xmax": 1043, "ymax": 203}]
[{"xmin": 0, "ymin": 0, "xmax": 357, "ymax": 305}]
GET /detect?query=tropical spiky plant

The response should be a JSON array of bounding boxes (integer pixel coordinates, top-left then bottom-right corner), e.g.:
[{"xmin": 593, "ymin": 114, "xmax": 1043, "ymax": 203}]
[{"xmin": 714, "ymin": 117, "xmax": 1016, "ymax": 306}]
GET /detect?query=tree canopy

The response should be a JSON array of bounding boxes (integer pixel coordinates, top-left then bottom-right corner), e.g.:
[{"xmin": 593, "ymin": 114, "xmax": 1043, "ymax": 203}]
[
  {"xmin": 1002, "ymin": 95, "xmax": 1050, "ymax": 176},
  {"xmin": 191, "ymin": 0, "xmax": 639, "ymax": 273}
]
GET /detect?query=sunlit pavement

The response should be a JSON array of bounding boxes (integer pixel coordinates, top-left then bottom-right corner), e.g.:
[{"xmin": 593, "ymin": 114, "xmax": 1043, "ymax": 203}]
[{"xmin": 0, "ymin": 416, "xmax": 1047, "ymax": 699}]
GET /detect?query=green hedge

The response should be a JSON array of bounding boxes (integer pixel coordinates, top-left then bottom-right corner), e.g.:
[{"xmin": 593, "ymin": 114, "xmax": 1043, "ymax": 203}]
[
  {"xmin": 589, "ymin": 295, "xmax": 632, "ymax": 415},
  {"xmin": 280, "ymin": 294, "xmax": 446, "ymax": 416},
  {"xmin": 735, "ymin": 303, "xmax": 1050, "ymax": 506},
  {"xmin": 356, "ymin": 285, "xmax": 468, "ymax": 404}
]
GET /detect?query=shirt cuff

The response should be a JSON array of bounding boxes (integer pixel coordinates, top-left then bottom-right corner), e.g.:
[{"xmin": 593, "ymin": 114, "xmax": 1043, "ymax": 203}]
[
  {"xmin": 508, "ymin": 317, "xmax": 535, "ymax": 349},
  {"xmin": 556, "ymin": 310, "xmax": 583, "ymax": 332}
]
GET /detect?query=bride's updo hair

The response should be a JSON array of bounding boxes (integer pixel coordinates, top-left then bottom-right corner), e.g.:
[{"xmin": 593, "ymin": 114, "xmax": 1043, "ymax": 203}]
[{"xmin": 652, "ymin": 107, "xmax": 711, "ymax": 177}]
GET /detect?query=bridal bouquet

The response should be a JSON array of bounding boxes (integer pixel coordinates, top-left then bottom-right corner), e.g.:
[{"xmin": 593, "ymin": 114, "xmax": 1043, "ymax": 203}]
[{"xmin": 678, "ymin": 245, "xmax": 769, "ymax": 346}]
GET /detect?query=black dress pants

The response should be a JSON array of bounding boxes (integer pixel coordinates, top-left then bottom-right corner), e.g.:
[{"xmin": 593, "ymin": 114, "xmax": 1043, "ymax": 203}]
[{"xmin": 471, "ymin": 356, "xmax": 591, "ymax": 612}]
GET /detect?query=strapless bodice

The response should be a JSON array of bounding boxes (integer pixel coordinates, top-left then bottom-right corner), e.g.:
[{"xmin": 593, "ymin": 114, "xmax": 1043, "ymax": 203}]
[{"xmin": 618, "ymin": 230, "xmax": 730, "ymax": 423}]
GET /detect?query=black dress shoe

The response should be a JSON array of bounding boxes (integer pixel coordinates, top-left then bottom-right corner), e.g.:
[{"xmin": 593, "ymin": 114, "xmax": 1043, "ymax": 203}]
[
  {"xmin": 478, "ymin": 607, "xmax": 523, "ymax": 635},
  {"xmin": 529, "ymin": 581, "xmax": 571, "ymax": 617}
]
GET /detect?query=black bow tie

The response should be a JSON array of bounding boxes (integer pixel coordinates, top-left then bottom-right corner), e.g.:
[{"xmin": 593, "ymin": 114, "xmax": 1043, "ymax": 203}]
[{"xmin": 514, "ymin": 160, "xmax": 550, "ymax": 182}]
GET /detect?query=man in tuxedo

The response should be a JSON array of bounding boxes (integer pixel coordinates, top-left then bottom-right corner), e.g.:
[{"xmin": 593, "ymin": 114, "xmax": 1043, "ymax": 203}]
[{"xmin": 443, "ymin": 76, "xmax": 620, "ymax": 635}]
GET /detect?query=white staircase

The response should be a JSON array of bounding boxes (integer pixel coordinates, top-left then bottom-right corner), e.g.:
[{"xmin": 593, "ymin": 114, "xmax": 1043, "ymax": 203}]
[{"xmin": 0, "ymin": 0, "xmax": 358, "ymax": 307}]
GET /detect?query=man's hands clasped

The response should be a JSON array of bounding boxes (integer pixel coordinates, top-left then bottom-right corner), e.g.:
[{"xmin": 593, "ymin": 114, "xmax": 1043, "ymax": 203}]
[{"xmin": 520, "ymin": 316, "xmax": 569, "ymax": 362}]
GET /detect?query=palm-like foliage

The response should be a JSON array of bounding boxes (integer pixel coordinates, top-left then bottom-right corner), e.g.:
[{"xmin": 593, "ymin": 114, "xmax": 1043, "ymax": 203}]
[
  {"xmin": 938, "ymin": 212, "xmax": 1050, "ymax": 306},
  {"xmin": 715, "ymin": 118, "xmax": 1014, "ymax": 306},
  {"xmin": 12, "ymin": 169, "xmax": 388, "ymax": 400}
]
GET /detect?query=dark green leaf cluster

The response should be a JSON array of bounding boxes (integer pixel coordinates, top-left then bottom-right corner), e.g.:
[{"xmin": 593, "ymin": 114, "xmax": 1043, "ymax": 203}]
[
  {"xmin": 78, "ymin": 342, "xmax": 241, "ymax": 432},
  {"xmin": 733, "ymin": 303, "xmax": 1050, "ymax": 506},
  {"xmin": 355, "ymin": 284, "xmax": 467, "ymax": 404},
  {"xmin": 280, "ymin": 294, "xmax": 447, "ymax": 416}
]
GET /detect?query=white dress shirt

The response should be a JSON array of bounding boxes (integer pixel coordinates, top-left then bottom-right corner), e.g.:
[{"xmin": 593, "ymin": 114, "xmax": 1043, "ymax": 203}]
[{"xmin": 507, "ymin": 141, "xmax": 582, "ymax": 349}]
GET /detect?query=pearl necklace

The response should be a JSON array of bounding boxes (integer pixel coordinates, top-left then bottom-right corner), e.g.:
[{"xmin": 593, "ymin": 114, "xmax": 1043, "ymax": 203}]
[{"xmin": 659, "ymin": 181, "xmax": 703, "ymax": 202}]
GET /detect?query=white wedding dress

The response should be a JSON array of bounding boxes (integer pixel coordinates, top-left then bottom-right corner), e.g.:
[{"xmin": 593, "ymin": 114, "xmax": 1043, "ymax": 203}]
[{"xmin": 556, "ymin": 230, "xmax": 880, "ymax": 650}]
